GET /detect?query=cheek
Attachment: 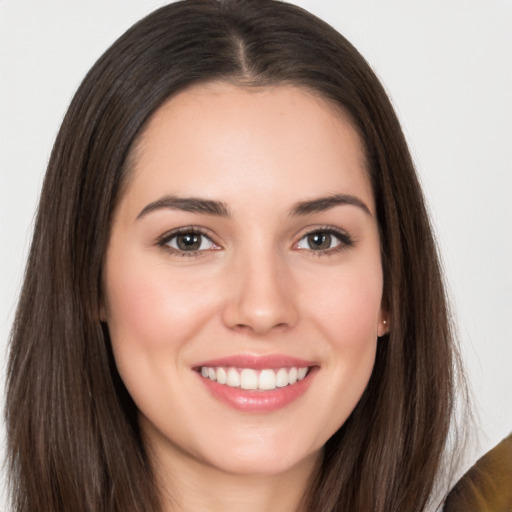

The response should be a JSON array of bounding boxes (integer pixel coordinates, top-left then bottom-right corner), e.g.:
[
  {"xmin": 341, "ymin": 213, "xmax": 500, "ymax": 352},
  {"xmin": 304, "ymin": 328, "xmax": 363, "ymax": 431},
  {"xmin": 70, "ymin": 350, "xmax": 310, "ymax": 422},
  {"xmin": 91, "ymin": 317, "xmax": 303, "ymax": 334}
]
[
  {"xmin": 103, "ymin": 251, "xmax": 219, "ymax": 359},
  {"xmin": 300, "ymin": 254, "xmax": 382, "ymax": 418},
  {"xmin": 309, "ymin": 266, "xmax": 382, "ymax": 424},
  {"xmin": 304, "ymin": 259, "xmax": 383, "ymax": 347},
  {"xmin": 102, "ymin": 252, "xmax": 224, "ymax": 420},
  {"xmin": 325, "ymin": 283, "xmax": 381, "ymax": 342},
  {"xmin": 106, "ymin": 269, "xmax": 175, "ymax": 350}
]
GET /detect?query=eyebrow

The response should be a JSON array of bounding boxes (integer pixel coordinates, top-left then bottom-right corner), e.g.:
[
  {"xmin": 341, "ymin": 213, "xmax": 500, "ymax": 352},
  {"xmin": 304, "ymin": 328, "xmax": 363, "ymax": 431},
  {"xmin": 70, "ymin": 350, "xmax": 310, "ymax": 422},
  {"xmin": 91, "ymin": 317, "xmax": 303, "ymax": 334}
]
[
  {"xmin": 136, "ymin": 193, "xmax": 371, "ymax": 220},
  {"xmin": 136, "ymin": 195, "xmax": 230, "ymax": 219},
  {"xmin": 290, "ymin": 194, "xmax": 372, "ymax": 217}
]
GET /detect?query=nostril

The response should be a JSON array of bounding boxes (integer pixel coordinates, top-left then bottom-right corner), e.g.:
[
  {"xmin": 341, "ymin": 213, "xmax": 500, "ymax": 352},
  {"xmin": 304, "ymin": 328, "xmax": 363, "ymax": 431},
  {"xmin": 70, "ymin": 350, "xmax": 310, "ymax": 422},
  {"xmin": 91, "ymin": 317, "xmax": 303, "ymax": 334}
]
[
  {"xmin": 230, "ymin": 320, "xmax": 292, "ymax": 335},
  {"xmin": 221, "ymin": 272, "xmax": 299, "ymax": 334}
]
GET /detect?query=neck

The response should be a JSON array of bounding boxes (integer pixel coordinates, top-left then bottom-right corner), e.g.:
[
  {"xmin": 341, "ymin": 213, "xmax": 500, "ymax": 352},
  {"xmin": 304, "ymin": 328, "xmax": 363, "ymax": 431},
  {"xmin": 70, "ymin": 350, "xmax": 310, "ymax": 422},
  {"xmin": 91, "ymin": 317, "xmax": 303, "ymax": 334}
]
[{"xmin": 151, "ymin": 443, "xmax": 321, "ymax": 512}]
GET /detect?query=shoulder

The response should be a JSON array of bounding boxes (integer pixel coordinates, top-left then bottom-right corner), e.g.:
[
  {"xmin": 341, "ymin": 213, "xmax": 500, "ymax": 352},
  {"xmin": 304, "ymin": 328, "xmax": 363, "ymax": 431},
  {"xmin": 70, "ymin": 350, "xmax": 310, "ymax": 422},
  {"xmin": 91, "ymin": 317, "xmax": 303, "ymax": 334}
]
[{"xmin": 443, "ymin": 433, "xmax": 512, "ymax": 512}]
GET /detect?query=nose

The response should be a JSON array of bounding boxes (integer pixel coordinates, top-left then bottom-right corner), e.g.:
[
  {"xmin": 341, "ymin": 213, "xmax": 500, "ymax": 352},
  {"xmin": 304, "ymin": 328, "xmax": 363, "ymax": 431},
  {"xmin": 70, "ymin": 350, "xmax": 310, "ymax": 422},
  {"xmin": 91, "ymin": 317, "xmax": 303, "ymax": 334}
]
[{"xmin": 221, "ymin": 249, "xmax": 299, "ymax": 335}]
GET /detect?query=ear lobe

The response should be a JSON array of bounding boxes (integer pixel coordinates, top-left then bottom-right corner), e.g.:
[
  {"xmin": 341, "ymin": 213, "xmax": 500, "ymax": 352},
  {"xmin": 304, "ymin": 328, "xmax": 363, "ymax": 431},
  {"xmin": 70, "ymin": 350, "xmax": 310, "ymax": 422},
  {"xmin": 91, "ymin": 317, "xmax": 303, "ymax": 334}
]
[
  {"xmin": 98, "ymin": 283, "xmax": 109, "ymax": 323},
  {"xmin": 99, "ymin": 296, "xmax": 108, "ymax": 323},
  {"xmin": 377, "ymin": 316, "xmax": 390, "ymax": 338}
]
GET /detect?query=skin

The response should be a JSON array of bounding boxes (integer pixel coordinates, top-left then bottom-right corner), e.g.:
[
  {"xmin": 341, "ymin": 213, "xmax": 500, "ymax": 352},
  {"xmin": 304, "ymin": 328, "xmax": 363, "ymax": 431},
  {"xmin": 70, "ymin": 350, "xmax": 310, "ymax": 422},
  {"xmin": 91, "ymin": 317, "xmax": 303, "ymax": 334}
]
[{"xmin": 103, "ymin": 82, "xmax": 388, "ymax": 512}]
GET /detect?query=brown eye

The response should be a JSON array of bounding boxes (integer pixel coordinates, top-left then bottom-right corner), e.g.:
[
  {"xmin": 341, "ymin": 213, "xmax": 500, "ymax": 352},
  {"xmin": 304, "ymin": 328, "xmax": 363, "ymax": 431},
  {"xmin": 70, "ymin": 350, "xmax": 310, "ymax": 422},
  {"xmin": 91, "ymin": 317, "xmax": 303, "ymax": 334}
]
[
  {"xmin": 164, "ymin": 231, "xmax": 217, "ymax": 252},
  {"xmin": 295, "ymin": 229, "xmax": 353, "ymax": 253},
  {"xmin": 176, "ymin": 233, "xmax": 202, "ymax": 251},
  {"xmin": 307, "ymin": 232, "xmax": 333, "ymax": 251}
]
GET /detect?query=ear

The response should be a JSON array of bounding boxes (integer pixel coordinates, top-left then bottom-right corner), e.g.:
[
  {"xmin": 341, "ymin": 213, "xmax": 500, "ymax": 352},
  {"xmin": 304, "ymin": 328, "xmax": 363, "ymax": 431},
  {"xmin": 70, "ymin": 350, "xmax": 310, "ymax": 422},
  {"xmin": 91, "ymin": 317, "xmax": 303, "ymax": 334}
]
[
  {"xmin": 99, "ymin": 291, "xmax": 108, "ymax": 323},
  {"xmin": 377, "ymin": 310, "xmax": 390, "ymax": 338},
  {"xmin": 99, "ymin": 304, "xmax": 107, "ymax": 323}
]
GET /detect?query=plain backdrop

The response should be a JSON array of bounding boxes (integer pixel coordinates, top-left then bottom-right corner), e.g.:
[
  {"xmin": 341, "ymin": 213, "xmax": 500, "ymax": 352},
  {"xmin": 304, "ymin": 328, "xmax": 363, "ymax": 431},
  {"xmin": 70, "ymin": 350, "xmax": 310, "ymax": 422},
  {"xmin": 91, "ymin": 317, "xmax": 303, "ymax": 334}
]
[{"xmin": 1, "ymin": 1, "xmax": 511, "ymax": 510}]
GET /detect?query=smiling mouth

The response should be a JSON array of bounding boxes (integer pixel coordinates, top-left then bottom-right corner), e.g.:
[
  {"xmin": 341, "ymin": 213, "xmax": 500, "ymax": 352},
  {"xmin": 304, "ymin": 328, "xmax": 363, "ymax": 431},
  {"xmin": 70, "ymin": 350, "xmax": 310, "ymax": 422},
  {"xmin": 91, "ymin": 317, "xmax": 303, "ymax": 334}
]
[{"xmin": 197, "ymin": 366, "xmax": 310, "ymax": 391}]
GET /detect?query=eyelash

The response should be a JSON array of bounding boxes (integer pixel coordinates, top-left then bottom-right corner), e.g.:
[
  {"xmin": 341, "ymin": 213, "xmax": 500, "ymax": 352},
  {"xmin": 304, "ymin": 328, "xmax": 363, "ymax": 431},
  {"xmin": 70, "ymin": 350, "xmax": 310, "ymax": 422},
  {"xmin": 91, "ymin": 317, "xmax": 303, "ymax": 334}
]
[
  {"xmin": 156, "ymin": 225, "xmax": 354, "ymax": 257},
  {"xmin": 295, "ymin": 226, "xmax": 354, "ymax": 256},
  {"xmin": 157, "ymin": 227, "xmax": 219, "ymax": 258}
]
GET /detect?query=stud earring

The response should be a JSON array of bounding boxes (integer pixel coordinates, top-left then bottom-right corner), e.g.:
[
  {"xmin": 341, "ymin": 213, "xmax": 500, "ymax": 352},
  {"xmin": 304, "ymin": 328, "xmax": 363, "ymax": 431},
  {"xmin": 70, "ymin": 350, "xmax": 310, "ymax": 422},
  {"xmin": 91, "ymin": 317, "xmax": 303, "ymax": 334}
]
[{"xmin": 378, "ymin": 319, "xmax": 389, "ymax": 338}]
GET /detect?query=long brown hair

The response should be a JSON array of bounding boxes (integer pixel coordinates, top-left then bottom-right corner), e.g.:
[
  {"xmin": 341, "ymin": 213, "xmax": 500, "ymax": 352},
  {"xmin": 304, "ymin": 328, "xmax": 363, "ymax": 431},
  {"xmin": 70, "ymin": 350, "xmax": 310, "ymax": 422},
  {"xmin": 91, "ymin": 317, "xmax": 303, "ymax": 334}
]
[{"xmin": 5, "ymin": 1, "xmax": 464, "ymax": 510}]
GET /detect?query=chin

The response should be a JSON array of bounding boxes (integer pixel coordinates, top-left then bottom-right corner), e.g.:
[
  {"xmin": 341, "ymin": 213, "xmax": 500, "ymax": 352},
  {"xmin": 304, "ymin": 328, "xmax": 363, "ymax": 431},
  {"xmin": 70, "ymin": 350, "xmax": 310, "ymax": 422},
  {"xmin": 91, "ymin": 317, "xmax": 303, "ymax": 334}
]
[
  {"xmin": 194, "ymin": 428, "xmax": 323, "ymax": 477},
  {"xmin": 206, "ymin": 447, "xmax": 320, "ymax": 478}
]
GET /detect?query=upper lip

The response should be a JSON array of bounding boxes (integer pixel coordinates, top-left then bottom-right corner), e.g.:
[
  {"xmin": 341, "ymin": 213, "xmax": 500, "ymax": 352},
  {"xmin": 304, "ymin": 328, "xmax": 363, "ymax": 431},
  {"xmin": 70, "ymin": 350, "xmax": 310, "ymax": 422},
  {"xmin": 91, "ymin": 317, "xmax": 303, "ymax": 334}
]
[{"xmin": 194, "ymin": 353, "xmax": 317, "ymax": 370}]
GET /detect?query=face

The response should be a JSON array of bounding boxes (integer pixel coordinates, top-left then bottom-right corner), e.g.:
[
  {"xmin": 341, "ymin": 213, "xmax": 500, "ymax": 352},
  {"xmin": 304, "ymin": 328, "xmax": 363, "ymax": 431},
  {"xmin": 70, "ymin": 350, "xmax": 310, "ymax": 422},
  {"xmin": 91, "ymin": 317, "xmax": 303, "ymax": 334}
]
[{"xmin": 103, "ymin": 83, "xmax": 387, "ymax": 478}]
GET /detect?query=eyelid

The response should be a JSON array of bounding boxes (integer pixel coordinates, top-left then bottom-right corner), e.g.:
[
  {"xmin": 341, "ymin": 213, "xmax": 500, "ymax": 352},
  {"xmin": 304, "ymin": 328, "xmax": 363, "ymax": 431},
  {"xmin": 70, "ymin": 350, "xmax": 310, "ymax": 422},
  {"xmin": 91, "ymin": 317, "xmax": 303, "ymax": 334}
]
[
  {"xmin": 155, "ymin": 224, "xmax": 354, "ymax": 256},
  {"xmin": 293, "ymin": 225, "xmax": 354, "ymax": 253},
  {"xmin": 156, "ymin": 226, "xmax": 221, "ymax": 255}
]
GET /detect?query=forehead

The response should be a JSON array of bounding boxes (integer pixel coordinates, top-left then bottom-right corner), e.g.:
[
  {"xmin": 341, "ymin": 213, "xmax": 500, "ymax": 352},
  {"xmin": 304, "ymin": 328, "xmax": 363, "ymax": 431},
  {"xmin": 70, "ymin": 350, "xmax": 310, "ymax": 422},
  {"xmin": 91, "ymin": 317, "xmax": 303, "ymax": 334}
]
[{"xmin": 121, "ymin": 82, "xmax": 373, "ymax": 216}]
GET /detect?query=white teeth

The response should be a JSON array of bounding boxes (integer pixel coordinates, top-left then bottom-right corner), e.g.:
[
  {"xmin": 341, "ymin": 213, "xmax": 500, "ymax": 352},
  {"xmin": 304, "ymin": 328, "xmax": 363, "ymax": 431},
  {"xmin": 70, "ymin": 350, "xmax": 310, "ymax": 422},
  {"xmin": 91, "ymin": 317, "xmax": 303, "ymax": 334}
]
[
  {"xmin": 258, "ymin": 369, "xmax": 276, "ymax": 390},
  {"xmin": 217, "ymin": 367, "xmax": 227, "ymax": 384},
  {"xmin": 276, "ymin": 368, "xmax": 289, "ymax": 387},
  {"xmin": 240, "ymin": 369, "xmax": 258, "ymax": 390},
  {"xmin": 297, "ymin": 367, "xmax": 308, "ymax": 380},
  {"xmin": 227, "ymin": 367, "xmax": 240, "ymax": 387},
  {"xmin": 199, "ymin": 366, "xmax": 310, "ymax": 390}
]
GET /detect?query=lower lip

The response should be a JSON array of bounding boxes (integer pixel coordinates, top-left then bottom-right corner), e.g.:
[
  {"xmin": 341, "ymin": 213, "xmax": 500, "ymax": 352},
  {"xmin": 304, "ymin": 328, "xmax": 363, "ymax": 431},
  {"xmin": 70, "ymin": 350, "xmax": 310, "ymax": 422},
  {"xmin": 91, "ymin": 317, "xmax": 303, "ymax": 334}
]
[{"xmin": 197, "ymin": 368, "xmax": 317, "ymax": 412}]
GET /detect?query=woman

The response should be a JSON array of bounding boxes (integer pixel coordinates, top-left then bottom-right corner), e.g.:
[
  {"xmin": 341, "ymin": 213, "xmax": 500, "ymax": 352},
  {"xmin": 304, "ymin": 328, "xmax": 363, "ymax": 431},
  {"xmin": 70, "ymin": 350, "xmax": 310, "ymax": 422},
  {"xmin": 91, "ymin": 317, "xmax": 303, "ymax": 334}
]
[{"xmin": 5, "ymin": 1, "xmax": 466, "ymax": 511}]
